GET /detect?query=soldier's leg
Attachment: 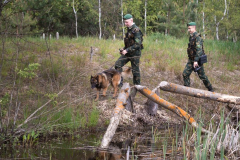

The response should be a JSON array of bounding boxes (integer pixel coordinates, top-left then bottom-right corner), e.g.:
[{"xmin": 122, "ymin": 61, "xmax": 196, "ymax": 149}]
[
  {"xmin": 115, "ymin": 55, "xmax": 129, "ymax": 88},
  {"xmin": 130, "ymin": 56, "xmax": 141, "ymax": 85},
  {"xmin": 182, "ymin": 61, "xmax": 193, "ymax": 86},
  {"xmin": 115, "ymin": 55, "xmax": 129, "ymax": 72},
  {"xmin": 197, "ymin": 65, "xmax": 213, "ymax": 91}
]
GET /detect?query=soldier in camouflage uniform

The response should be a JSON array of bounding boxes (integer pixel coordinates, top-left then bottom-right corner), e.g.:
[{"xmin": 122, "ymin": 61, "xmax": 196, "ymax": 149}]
[
  {"xmin": 115, "ymin": 14, "xmax": 143, "ymax": 85},
  {"xmin": 182, "ymin": 22, "xmax": 213, "ymax": 91}
]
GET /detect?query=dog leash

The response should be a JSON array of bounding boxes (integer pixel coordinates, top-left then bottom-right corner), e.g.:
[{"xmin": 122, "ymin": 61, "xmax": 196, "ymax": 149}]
[{"xmin": 108, "ymin": 64, "xmax": 115, "ymax": 70}]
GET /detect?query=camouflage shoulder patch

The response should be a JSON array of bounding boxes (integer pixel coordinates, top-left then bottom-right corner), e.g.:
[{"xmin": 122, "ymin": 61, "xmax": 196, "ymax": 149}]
[
  {"xmin": 197, "ymin": 44, "xmax": 201, "ymax": 48},
  {"xmin": 135, "ymin": 38, "xmax": 140, "ymax": 43},
  {"xmin": 132, "ymin": 27, "xmax": 140, "ymax": 33}
]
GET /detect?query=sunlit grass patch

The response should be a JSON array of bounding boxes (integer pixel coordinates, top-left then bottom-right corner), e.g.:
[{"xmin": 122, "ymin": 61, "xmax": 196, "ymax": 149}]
[{"xmin": 88, "ymin": 106, "xmax": 100, "ymax": 127}]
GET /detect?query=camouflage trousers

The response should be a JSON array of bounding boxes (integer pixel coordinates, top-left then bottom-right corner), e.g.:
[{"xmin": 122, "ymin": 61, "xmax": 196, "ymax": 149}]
[
  {"xmin": 182, "ymin": 60, "xmax": 212, "ymax": 89},
  {"xmin": 115, "ymin": 52, "xmax": 141, "ymax": 85}
]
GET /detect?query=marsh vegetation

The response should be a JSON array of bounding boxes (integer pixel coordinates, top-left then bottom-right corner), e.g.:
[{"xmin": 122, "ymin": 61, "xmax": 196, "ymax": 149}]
[{"xmin": 0, "ymin": 34, "xmax": 240, "ymax": 159}]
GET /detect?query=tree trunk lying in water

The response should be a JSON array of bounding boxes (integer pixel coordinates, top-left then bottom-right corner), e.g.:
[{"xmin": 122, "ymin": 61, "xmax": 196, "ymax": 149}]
[
  {"xmin": 100, "ymin": 83, "xmax": 130, "ymax": 149},
  {"xmin": 159, "ymin": 81, "xmax": 240, "ymax": 107},
  {"xmin": 134, "ymin": 85, "xmax": 211, "ymax": 134}
]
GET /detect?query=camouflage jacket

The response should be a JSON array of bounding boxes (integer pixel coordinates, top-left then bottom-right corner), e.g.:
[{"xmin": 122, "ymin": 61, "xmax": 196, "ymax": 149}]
[
  {"xmin": 124, "ymin": 23, "xmax": 143, "ymax": 54},
  {"xmin": 188, "ymin": 31, "xmax": 203, "ymax": 62}
]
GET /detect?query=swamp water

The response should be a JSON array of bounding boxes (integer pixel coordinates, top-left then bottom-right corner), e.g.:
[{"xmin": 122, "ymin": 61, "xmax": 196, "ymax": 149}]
[{"xmin": 0, "ymin": 125, "xmax": 184, "ymax": 159}]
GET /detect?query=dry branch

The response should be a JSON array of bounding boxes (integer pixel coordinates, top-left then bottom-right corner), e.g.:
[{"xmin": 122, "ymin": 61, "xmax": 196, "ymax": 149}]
[
  {"xmin": 159, "ymin": 81, "xmax": 240, "ymax": 107},
  {"xmin": 134, "ymin": 85, "xmax": 211, "ymax": 134},
  {"xmin": 100, "ymin": 83, "xmax": 130, "ymax": 149},
  {"xmin": 16, "ymin": 88, "xmax": 65, "ymax": 129}
]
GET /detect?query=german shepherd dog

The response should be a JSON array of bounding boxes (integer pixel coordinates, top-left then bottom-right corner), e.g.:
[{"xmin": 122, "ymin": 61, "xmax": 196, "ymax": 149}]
[{"xmin": 90, "ymin": 69, "xmax": 122, "ymax": 101}]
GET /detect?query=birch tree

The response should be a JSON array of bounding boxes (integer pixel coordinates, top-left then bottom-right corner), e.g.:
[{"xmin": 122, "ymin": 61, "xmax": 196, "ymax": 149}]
[
  {"xmin": 121, "ymin": 0, "xmax": 124, "ymax": 39},
  {"xmin": 72, "ymin": 0, "xmax": 78, "ymax": 38},
  {"xmin": 144, "ymin": 0, "xmax": 147, "ymax": 36},
  {"xmin": 202, "ymin": 1, "xmax": 205, "ymax": 39},
  {"xmin": 214, "ymin": 0, "xmax": 227, "ymax": 40},
  {"xmin": 98, "ymin": 0, "xmax": 102, "ymax": 39}
]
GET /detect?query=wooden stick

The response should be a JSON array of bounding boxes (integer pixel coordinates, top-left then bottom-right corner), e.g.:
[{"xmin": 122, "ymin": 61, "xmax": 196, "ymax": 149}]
[
  {"xmin": 100, "ymin": 83, "xmax": 130, "ymax": 149},
  {"xmin": 135, "ymin": 85, "xmax": 211, "ymax": 134},
  {"xmin": 159, "ymin": 81, "xmax": 240, "ymax": 106}
]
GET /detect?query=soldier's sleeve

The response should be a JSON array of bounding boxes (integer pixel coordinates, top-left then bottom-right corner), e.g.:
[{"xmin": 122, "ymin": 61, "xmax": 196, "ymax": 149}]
[
  {"xmin": 125, "ymin": 29, "xmax": 142, "ymax": 53},
  {"xmin": 194, "ymin": 36, "xmax": 203, "ymax": 62}
]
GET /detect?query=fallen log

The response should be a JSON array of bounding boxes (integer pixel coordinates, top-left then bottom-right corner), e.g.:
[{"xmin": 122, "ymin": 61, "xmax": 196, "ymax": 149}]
[
  {"xmin": 100, "ymin": 83, "xmax": 131, "ymax": 149},
  {"xmin": 159, "ymin": 81, "xmax": 240, "ymax": 107},
  {"xmin": 134, "ymin": 85, "xmax": 211, "ymax": 134}
]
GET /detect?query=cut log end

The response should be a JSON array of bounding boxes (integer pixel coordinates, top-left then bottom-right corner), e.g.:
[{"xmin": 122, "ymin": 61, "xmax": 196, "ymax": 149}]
[{"xmin": 159, "ymin": 81, "xmax": 169, "ymax": 88}]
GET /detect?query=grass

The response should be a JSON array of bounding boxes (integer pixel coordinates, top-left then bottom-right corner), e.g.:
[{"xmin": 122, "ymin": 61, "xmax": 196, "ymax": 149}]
[{"xmin": 0, "ymin": 34, "xmax": 240, "ymax": 158}]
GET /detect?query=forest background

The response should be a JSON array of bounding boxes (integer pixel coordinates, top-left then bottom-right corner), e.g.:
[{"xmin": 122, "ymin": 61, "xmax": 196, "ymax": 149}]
[
  {"xmin": 1, "ymin": 0, "xmax": 240, "ymax": 40},
  {"xmin": 1, "ymin": 0, "xmax": 240, "ymax": 152}
]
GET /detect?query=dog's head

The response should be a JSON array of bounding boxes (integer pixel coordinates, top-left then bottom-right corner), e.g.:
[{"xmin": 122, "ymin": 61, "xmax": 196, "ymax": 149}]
[{"xmin": 90, "ymin": 75, "xmax": 98, "ymax": 89}]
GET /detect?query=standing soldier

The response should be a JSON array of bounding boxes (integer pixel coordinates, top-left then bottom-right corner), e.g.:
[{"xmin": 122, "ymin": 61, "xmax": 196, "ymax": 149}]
[
  {"xmin": 115, "ymin": 14, "xmax": 143, "ymax": 86},
  {"xmin": 182, "ymin": 22, "xmax": 213, "ymax": 92}
]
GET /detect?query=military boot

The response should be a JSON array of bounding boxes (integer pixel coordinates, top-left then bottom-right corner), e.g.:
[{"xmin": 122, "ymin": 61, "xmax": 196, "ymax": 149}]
[{"xmin": 207, "ymin": 85, "xmax": 214, "ymax": 92}]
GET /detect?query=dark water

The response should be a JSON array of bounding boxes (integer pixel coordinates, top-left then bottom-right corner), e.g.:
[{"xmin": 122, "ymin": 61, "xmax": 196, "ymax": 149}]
[{"xmin": 0, "ymin": 126, "xmax": 184, "ymax": 160}]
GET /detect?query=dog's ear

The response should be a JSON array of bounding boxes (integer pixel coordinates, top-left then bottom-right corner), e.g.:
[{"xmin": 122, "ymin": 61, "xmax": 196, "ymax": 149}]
[{"xmin": 97, "ymin": 75, "xmax": 102, "ymax": 86}]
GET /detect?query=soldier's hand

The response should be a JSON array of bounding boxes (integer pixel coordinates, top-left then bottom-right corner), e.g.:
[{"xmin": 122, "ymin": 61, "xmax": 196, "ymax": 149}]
[
  {"xmin": 121, "ymin": 50, "xmax": 127, "ymax": 55},
  {"xmin": 193, "ymin": 62, "xmax": 199, "ymax": 68}
]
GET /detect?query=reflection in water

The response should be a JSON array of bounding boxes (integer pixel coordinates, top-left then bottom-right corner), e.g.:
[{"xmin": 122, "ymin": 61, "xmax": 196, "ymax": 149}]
[{"xmin": 0, "ymin": 125, "xmax": 183, "ymax": 160}]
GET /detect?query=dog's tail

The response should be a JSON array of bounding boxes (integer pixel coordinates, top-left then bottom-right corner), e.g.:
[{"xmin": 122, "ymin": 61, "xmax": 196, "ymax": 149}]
[{"xmin": 121, "ymin": 67, "xmax": 132, "ymax": 79}]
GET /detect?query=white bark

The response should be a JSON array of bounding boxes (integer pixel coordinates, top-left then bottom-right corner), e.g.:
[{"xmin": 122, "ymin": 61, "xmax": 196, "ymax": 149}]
[
  {"xmin": 165, "ymin": 12, "xmax": 168, "ymax": 36},
  {"xmin": 144, "ymin": 0, "xmax": 147, "ymax": 36},
  {"xmin": 99, "ymin": 0, "xmax": 102, "ymax": 39},
  {"xmin": 159, "ymin": 81, "xmax": 240, "ymax": 106},
  {"xmin": 100, "ymin": 83, "xmax": 130, "ymax": 148},
  {"xmin": 135, "ymin": 85, "xmax": 211, "ymax": 134},
  {"xmin": 56, "ymin": 32, "xmax": 59, "ymax": 40},
  {"xmin": 121, "ymin": 0, "xmax": 124, "ymax": 40},
  {"xmin": 202, "ymin": 2, "xmax": 205, "ymax": 39},
  {"xmin": 72, "ymin": 0, "xmax": 78, "ymax": 38},
  {"xmin": 215, "ymin": 0, "xmax": 227, "ymax": 40}
]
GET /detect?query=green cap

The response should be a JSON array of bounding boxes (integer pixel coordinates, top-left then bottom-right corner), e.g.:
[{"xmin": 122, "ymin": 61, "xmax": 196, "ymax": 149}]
[
  {"xmin": 123, "ymin": 14, "xmax": 133, "ymax": 20},
  {"xmin": 187, "ymin": 22, "xmax": 196, "ymax": 26}
]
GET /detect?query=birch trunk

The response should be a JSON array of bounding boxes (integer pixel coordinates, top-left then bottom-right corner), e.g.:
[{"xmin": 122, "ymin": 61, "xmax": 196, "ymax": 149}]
[
  {"xmin": 72, "ymin": 0, "xmax": 78, "ymax": 38},
  {"xmin": 215, "ymin": 16, "xmax": 219, "ymax": 40},
  {"xmin": 100, "ymin": 83, "xmax": 130, "ymax": 149},
  {"xmin": 99, "ymin": 0, "xmax": 102, "ymax": 39},
  {"xmin": 134, "ymin": 85, "xmax": 211, "ymax": 134},
  {"xmin": 121, "ymin": 0, "xmax": 124, "ymax": 40},
  {"xmin": 144, "ymin": 0, "xmax": 147, "ymax": 36},
  {"xmin": 159, "ymin": 81, "xmax": 240, "ymax": 106},
  {"xmin": 167, "ymin": 7, "xmax": 170, "ymax": 35},
  {"xmin": 215, "ymin": 0, "xmax": 227, "ymax": 40},
  {"xmin": 202, "ymin": 2, "xmax": 205, "ymax": 39}
]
